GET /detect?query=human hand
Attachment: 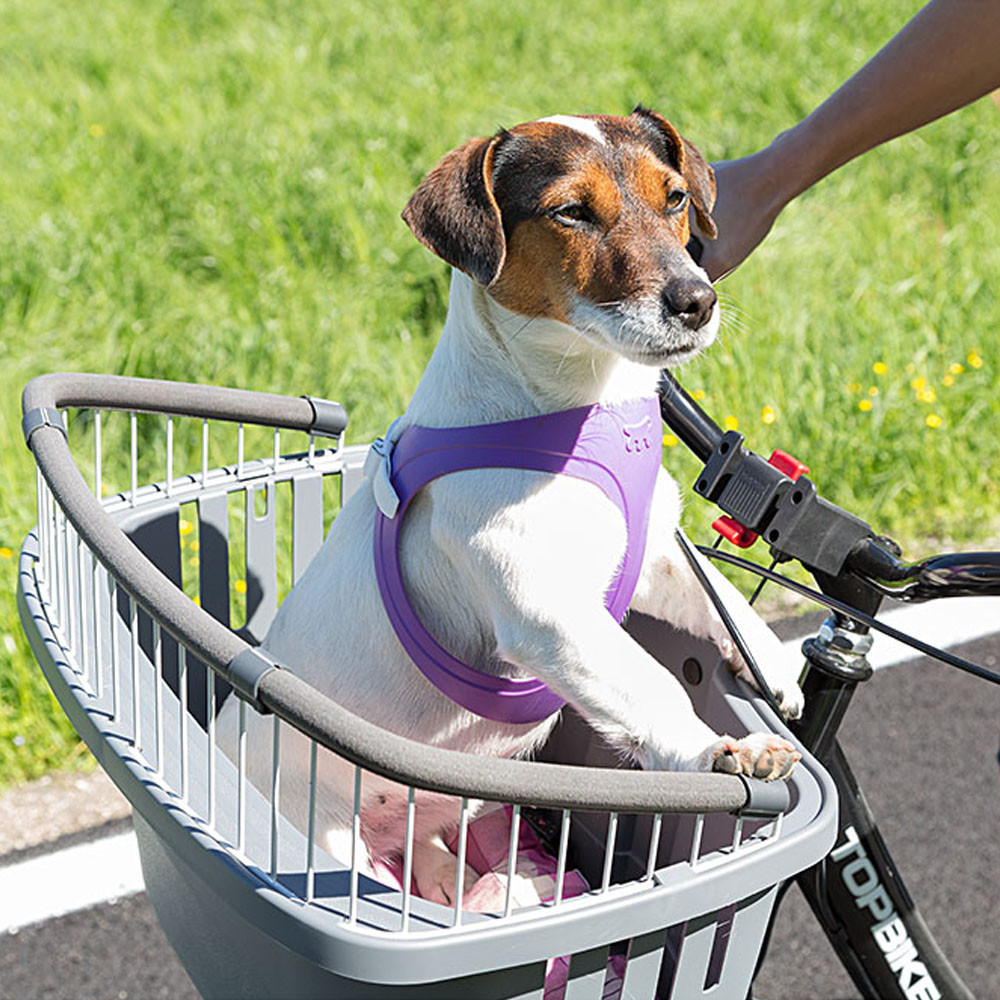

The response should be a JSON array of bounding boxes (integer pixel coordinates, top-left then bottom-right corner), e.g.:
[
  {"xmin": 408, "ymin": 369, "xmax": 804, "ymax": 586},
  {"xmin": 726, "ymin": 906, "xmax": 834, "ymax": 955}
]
[
  {"xmin": 697, "ymin": 0, "xmax": 1000, "ymax": 282},
  {"xmin": 696, "ymin": 150, "xmax": 790, "ymax": 282}
]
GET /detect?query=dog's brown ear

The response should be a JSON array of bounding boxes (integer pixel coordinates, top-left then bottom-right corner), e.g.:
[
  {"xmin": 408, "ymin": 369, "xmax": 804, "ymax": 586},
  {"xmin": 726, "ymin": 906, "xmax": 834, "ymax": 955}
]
[
  {"xmin": 402, "ymin": 134, "xmax": 506, "ymax": 287},
  {"xmin": 678, "ymin": 136, "xmax": 717, "ymax": 240},
  {"xmin": 631, "ymin": 106, "xmax": 717, "ymax": 239}
]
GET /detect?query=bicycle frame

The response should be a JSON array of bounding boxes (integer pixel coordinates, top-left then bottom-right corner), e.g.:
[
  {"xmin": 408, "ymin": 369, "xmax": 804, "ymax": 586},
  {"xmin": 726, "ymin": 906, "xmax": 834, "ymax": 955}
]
[{"xmin": 658, "ymin": 369, "xmax": 998, "ymax": 1000}]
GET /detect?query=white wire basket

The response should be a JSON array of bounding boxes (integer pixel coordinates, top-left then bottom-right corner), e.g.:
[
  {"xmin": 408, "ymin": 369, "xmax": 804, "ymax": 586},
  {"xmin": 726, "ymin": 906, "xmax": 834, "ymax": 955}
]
[{"xmin": 18, "ymin": 373, "xmax": 838, "ymax": 1000}]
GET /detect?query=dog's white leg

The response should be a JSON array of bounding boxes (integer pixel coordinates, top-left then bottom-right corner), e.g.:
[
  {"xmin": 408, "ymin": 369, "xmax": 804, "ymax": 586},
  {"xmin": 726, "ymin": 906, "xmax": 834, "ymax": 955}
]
[
  {"xmin": 631, "ymin": 470, "xmax": 805, "ymax": 720},
  {"xmin": 494, "ymin": 602, "xmax": 769, "ymax": 774}
]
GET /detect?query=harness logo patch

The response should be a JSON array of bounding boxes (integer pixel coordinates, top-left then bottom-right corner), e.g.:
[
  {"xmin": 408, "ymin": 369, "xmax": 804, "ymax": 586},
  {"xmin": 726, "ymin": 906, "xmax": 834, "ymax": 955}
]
[{"xmin": 622, "ymin": 417, "xmax": 652, "ymax": 455}]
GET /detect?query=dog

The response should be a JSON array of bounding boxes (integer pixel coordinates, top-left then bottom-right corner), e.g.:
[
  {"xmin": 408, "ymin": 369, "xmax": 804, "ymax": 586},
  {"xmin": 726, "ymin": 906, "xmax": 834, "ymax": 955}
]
[{"xmin": 237, "ymin": 107, "xmax": 804, "ymax": 907}]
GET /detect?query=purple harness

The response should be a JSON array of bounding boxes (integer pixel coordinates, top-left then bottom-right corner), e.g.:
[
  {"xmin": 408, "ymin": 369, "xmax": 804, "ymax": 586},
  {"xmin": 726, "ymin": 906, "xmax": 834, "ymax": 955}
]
[{"xmin": 367, "ymin": 396, "xmax": 662, "ymax": 725}]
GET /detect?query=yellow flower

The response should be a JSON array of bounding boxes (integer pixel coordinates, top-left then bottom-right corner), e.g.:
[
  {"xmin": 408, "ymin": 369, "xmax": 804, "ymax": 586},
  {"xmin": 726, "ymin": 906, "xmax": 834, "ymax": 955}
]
[
  {"xmin": 0, "ymin": 547, "xmax": 12, "ymax": 560},
  {"xmin": 691, "ymin": 389, "xmax": 707, "ymax": 402},
  {"xmin": 909, "ymin": 376, "xmax": 927, "ymax": 391},
  {"xmin": 234, "ymin": 579, "xmax": 247, "ymax": 595},
  {"xmin": 847, "ymin": 381, "xmax": 862, "ymax": 394},
  {"xmin": 858, "ymin": 399, "xmax": 873, "ymax": 412},
  {"xmin": 926, "ymin": 413, "xmax": 942, "ymax": 428},
  {"xmin": 968, "ymin": 350, "xmax": 983, "ymax": 369},
  {"xmin": 179, "ymin": 518, "xmax": 193, "ymax": 536},
  {"xmin": 872, "ymin": 361, "xmax": 888, "ymax": 375},
  {"xmin": 917, "ymin": 387, "xmax": 937, "ymax": 404},
  {"xmin": 761, "ymin": 405, "xmax": 777, "ymax": 425},
  {"xmin": 190, "ymin": 540, "xmax": 199, "ymax": 552},
  {"xmin": 942, "ymin": 374, "xmax": 955, "ymax": 387},
  {"xmin": 949, "ymin": 362, "xmax": 965, "ymax": 375},
  {"xmin": 192, "ymin": 594, "xmax": 201, "ymax": 606},
  {"xmin": 723, "ymin": 415, "xmax": 739, "ymax": 431},
  {"xmin": 868, "ymin": 385, "xmax": 879, "ymax": 397},
  {"xmin": 89, "ymin": 123, "xmax": 105, "ymax": 138},
  {"xmin": 662, "ymin": 433, "xmax": 678, "ymax": 447}
]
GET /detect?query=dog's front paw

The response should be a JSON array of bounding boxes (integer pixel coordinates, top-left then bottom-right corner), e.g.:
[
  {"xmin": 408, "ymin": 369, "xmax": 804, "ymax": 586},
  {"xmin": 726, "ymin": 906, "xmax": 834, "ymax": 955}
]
[
  {"xmin": 774, "ymin": 678, "xmax": 805, "ymax": 721},
  {"xmin": 707, "ymin": 732, "xmax": 801, "ymax": 781},
  {"xmin": 724, "ymin": 644, "xmax": 805, "ymax": 721},
  {"xmin": 749, "ymin": 672, "xmax": 804, "ymax": 722}
]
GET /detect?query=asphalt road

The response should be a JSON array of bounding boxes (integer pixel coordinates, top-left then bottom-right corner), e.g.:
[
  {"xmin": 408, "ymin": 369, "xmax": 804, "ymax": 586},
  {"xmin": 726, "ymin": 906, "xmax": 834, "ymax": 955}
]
[{"xmin": 2, "ymin": 630, "xmax": 999, "ymax": 1000}]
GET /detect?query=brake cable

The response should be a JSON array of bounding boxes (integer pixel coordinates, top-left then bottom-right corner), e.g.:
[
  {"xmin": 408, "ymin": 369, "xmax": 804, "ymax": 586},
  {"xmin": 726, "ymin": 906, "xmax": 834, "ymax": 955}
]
[
  {"xmin": 695, "ymin": 542, "xmax": 1000, "ymax": 687},
  {"xmin": 674, "ymin": 529, "xmax": 788, "ymax": 717}
]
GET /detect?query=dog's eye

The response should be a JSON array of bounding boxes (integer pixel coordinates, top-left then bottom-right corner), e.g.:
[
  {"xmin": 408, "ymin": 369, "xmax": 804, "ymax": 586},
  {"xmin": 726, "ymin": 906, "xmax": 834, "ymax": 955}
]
[
  {"xmin": 665, "ymin": 189, "xmax": 690, "ymax": 213},
  {"xmin": 551, "ymin": 203, "xmax": 593, "ymax": 226}
]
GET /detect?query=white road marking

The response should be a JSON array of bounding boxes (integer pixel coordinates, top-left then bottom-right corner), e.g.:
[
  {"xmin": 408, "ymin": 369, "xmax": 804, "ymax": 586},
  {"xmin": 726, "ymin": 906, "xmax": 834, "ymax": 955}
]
[
  {"xmin": 0, "ymin": 829, "xmax": 143, "ymax": 934},
  {"xmin": 781, "ymin": 595, "xmax": 1000, "ymax": 670}
]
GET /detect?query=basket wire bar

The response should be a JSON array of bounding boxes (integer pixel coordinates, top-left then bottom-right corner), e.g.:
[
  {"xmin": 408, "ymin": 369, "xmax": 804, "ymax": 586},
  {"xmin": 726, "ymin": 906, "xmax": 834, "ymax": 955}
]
[
  {"xmin": 555, "ymin": 809, "xmax": 572, "ymax": 907},
  {"xmin": 349, "ymin": 765, "xmax": 362, "ymax": 925},
  {"xmin": 237, "ymin": 698, "xmax": 247, "ymax": 853},
  {"xmin": 92, "ymin": 552, "xmax": 102, "ymax": 699},
  {"xmin": 270, "ymin": 716, "xmax": 281, "ymax": 880},
  {"xmin": 110, "ymin": 576, "xmax": 120, "ymax": 721},
  {"xmin": 179, "ymin": 645, "xmax": 189, "ymax": 802},
  {"xmin": 690, "ymin": 813, "xmax": 705, "ymax": 869},
  {"xmin": 94, "ymin": 410, "xmax": 103, "ymax": 501},
  {"xmin": 306, "ymin": 740, "xmax": 318, "ymax": 904},
  {"xmin": 129, "ymin": 411, "xmax": 138, "ymax": 505},
  {"xmin": 644, "ymin": 813, "xmax": 663, "ymax": 881},
  {"xmin": 453, "ymin": 797, "xmax": 470, "ymax": 927},
  {"xmin": 600, "ymin": 812, "xmax": 618, "ymax": 893},
  {"xmin": 166, "ymin": 415, "xmax": 174, "ymax": 498},
  {"xmin": 17, "ymin": 373, "xmax": 839, "ymax": 999},
  {"xmin": 503, "ymin": 803, "xmax": 520, "ymax": 919},
  {"xmin": 129, "ymin": 595, "xmax": 140, "ymax": 749},
  {"xmin": 401, "ymin": 785, "xmax": 416, "ymax": 930},
  {"xmin": 154, "ymin": 621, "xmax": 164, "ymax": 776}
]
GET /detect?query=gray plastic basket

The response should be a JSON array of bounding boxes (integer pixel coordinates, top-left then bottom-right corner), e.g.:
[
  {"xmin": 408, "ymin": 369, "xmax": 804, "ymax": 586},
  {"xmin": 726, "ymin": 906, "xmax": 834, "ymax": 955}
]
[{"xmin": 18, "ymin": 374, "xmax": 838, "ymax": 1000}]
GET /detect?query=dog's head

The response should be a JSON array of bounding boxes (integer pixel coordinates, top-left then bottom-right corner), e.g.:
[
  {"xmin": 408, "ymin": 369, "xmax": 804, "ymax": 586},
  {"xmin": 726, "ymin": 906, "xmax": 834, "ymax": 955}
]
[{"xmin": 403, "ymin": 106, "xmax": 719, "ymax": 366}]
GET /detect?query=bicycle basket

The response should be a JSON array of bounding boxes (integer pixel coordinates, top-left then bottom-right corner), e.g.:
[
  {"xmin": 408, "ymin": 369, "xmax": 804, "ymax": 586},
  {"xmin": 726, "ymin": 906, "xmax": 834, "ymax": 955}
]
[{"xmin": 18, "ymin": 373, "xmax": 837, "ymax": 1000}]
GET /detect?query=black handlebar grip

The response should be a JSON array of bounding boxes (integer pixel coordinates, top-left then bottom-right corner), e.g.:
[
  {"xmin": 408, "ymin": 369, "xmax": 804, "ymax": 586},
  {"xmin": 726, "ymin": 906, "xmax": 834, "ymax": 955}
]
[{"xmin": 657, "ymin": 369, "xmax": 723, "ymax": 462}]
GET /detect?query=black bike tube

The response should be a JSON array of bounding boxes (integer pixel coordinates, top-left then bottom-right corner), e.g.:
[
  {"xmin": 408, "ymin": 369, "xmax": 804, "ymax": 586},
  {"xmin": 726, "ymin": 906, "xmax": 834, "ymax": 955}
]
[{"xmin": 794, "ymin": 739, "xmax": 972, "ymax": 1000}]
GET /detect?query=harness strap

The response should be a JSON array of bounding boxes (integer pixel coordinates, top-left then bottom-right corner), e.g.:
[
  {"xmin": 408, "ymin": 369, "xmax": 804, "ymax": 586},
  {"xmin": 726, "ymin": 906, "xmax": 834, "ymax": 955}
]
[{"xmin": 371, "ymin": 397, "xmax": 662, "ymax": 724}]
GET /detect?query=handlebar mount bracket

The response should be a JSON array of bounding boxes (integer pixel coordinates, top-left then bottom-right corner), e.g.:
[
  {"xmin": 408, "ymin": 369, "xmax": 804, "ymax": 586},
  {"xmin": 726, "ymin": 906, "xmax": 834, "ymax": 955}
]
[{"xmin": 693, "ymin": 431, "xmax": 872, "ymax": 578}]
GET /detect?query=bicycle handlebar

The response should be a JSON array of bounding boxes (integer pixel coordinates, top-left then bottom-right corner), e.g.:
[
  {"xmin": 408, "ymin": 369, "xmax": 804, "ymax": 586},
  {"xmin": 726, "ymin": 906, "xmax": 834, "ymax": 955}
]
[
  {"xmin": 657, "ymin": 370, "xmax": 1000, "ymax": 602},
  {"xmin": 845, "ymin": 538, "xmax": 1000, "ymax": 601}
]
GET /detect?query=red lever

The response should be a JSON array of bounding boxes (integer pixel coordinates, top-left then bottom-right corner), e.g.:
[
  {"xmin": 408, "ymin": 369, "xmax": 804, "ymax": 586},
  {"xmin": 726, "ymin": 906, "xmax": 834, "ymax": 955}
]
[
  {"xmin": 712, "ymin": 515, "xmax": 759, "ymax": 548},
  {"xmin": 710, "ymin": 449, "xmax": 810, "ymax": 548},
  {"xmin": 768, "ymin": 449, "xmax": 810, "ymax": 481}
]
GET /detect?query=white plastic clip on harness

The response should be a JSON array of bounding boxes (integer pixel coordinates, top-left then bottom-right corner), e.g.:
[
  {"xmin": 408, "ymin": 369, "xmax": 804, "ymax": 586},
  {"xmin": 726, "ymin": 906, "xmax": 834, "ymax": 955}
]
[{"xmin": 364, "ymin": 418, "xmax": 403, "ymax": 518}]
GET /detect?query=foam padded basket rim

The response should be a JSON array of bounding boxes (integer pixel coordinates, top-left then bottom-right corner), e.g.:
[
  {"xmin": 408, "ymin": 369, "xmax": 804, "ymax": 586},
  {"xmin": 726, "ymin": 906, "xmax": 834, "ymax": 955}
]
[{"xmin": 18, "ymin": 372, "xmax": 839, "ymax": 999}]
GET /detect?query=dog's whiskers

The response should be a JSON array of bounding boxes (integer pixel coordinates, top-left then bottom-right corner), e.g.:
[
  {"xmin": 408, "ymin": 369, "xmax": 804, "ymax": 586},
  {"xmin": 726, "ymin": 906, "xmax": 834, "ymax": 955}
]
[
  {"xmin": 502, "ymin": 310, "xmax": 544, "ymax": 345},
  {"xmin": 553, "ymin": 326, "xmax": 590, "ymax": 379},
  {"xmin": 718, "ymin": 309, "xmax": 750, "ymax": 339}
]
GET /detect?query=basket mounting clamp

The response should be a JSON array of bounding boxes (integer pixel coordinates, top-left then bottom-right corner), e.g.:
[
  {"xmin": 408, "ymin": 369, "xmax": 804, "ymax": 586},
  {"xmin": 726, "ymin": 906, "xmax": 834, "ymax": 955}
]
[
  {"xmin": 22, "ymin": 406, "xmax": 68, "ymax": 448},
  {"xmin": 226, "ymin": 647, "xmax": 281, "ymax": 713},
  {"xmin": 302, "ymin": 395, "xmax": 349, "ymax": 439}
]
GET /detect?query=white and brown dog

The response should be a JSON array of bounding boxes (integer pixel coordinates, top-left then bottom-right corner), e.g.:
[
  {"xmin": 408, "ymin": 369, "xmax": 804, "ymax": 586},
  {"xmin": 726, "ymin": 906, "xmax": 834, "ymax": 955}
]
[{"xmin": 249, "ymin": 107, "xmax": 803, "ymax": 905}]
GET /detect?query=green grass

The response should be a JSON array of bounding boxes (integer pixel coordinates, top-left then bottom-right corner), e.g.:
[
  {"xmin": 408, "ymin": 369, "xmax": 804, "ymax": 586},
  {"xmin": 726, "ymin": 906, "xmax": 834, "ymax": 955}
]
[{"xmin": 2, "ymin": 0, "xmax": 999, "ymax": 787}]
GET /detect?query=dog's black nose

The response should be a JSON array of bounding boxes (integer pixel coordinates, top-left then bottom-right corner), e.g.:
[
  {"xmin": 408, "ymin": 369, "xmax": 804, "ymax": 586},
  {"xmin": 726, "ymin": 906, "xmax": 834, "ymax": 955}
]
[{"xmin": 662, "ymin": 277, "xmax": 717, "ymax": 330}]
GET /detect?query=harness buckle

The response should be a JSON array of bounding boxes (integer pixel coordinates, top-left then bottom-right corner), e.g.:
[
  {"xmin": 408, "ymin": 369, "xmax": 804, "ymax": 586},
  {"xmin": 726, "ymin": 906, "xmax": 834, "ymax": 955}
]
[{"xmin": 364, "ymin": 420, "xmax": 403, "ymax": 518}]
